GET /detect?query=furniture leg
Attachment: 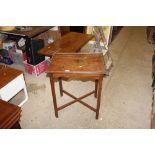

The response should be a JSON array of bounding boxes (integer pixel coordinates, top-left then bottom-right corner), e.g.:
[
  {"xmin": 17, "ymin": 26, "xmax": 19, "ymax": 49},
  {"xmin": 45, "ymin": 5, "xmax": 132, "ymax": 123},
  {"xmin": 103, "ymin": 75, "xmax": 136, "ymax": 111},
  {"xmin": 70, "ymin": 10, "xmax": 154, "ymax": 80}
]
[
  {"xmin": 50, "ymin": 75, "xmax": 58, "ymax": 118},
  {"xmin": 59, "ymin": 78, "xmax": 63, "ymax": 96},
  {"xmin": 96, "ymin": 77, "xmax": 103, "ymax": 119},
  {"xmin": 95, "ymin": 79, "xmax": 98, "ymax": 98},
  {"xmin": 11, "ymin": 121, "xmax": 21, "ymax": 129}
]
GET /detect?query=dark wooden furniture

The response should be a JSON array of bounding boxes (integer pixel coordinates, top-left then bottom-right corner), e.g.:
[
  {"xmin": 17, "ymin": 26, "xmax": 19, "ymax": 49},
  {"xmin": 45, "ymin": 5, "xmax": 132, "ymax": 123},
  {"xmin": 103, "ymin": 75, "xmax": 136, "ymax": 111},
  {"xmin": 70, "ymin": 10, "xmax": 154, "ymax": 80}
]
[
  {"xmin": 0, "ymin": 99, "xmax": 21, "ymax": 129},
  {"xmin": 38, "ymin": 32, "xmax": 94, "ymax": 57},
  {"xmin": 70, "ymin": 26, "xmax": 85, "ymax": 33},
  {"xmin": 59, "ymin": 26, "xmax": 86, "ymax": 36},
  {"xmin": 0, "ymin": 26, "xmax": 53, "ymax": 38},
  {"xmin": 47, "ymin": 53, "xmax": 105, "ymax": 119}
]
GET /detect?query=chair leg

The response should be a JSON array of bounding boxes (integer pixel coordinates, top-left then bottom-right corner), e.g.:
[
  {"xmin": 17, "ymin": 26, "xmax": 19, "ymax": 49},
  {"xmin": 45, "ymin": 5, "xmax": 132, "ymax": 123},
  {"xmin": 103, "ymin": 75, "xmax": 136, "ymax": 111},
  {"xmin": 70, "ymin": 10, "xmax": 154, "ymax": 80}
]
[
  {"xmin": 59, "ymin": 77, "xmax": 63, "ymax": 96},
  {"xmin": 50, "ymin": 75, "xmax": 58, "ymax": 118},
  {"xmin": 96, "ymin": 77, "xmax": 103, "ymax": 119}
]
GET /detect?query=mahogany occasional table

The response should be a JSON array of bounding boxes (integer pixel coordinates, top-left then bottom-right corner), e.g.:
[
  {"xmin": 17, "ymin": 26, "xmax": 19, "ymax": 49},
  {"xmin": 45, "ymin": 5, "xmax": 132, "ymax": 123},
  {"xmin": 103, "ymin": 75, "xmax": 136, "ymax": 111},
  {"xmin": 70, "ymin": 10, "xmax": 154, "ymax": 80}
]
[{"xmin": 47, "ymin": 53, "xmax": 105, "ymax": 119}]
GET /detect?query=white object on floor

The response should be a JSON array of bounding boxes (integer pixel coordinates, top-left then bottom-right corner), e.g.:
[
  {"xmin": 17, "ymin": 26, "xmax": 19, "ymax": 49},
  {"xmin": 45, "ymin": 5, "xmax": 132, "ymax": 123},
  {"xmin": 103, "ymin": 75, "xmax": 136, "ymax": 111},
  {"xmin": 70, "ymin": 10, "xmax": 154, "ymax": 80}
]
[{"xmin": 0, "ymin": 74, "xmax": 28, "ymax": 107}]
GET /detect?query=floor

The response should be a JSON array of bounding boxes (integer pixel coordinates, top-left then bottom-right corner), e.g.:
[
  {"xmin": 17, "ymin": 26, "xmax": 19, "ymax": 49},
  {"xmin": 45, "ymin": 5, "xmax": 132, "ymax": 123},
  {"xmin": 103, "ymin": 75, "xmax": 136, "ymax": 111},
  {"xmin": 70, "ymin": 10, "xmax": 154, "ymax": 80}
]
[{"xmin": 11, "ymin": 26, "xmax": 154, "ymax": 128}]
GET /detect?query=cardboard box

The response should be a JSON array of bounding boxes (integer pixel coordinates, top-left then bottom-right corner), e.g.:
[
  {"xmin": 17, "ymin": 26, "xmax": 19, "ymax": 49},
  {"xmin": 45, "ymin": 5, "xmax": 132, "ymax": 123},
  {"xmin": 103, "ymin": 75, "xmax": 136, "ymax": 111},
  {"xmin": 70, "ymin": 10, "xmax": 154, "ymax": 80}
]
[{"xmin": 24, "ymin": 59, "xmax": 49, "ymax": 76}]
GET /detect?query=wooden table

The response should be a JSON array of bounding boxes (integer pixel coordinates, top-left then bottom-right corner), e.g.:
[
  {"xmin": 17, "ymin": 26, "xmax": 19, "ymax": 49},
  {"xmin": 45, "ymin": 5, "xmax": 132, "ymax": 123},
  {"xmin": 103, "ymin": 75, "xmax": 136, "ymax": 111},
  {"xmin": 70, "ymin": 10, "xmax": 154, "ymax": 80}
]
[
  {"xmin": 0, "ymin": 26, "xmax": 53, "ymax": 38},
  {"xmin": 38, "ymin": 32, "xmax": 94, "ymax": 57},
  {"xmin": 0, "ymin": 99, "xmax": 21, "ymax": 129},
  {"xmin": 47, "ymin": 53, "xmax": 105, "ymax": 119},
  {"xmin": 0, "ymin": 65, "xmax": 28, "ymax": 107}
]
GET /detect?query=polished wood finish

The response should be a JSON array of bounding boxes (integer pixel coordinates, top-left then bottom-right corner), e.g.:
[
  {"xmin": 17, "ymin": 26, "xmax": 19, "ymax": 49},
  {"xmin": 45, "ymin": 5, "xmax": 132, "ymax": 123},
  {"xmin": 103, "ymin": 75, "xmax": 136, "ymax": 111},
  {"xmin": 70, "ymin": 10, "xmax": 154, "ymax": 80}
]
[
  {"xmin": 0, "ymin": 99, "xmax": 21, "ymax": 129},
  {"xmin": 47, "ymin": 53, "xmax": 105, "ymax": 75},
  {"xmin": 47, "ymin": 53, "xmax": 105, "ymax": 119},
  {"xmin": 38, "ymin": 32, "xmax": 94, "ymax": 57},
  {"xmin": 0, "ymin": 26, "xmax": 53, "ymax": 38},
  {"xmin": 0, "ymin": 65, "xmax": 23, "ymax": 89}
]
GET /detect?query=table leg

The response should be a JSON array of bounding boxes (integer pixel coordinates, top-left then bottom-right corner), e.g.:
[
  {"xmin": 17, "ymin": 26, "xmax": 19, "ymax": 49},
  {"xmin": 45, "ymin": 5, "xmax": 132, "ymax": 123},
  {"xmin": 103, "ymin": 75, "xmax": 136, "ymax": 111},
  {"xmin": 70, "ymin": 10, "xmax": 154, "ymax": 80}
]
[
  {"xmin": 11, "ymin": 121, "xmax": 21, "ymax": 129},
  {"xmin": 96, "ymin": 77, "xmax": 103, "ymax": 119},
  {"xmin": 59, "ymin": 78, "xmax": 63, "ymax": 96},
  {"xmin": 95, "ymin": 79, "xmax": 98, "ymax": 98},
  {"xmin": 50, "ymin": 75, "xmax": 58, "ymax": 118}
]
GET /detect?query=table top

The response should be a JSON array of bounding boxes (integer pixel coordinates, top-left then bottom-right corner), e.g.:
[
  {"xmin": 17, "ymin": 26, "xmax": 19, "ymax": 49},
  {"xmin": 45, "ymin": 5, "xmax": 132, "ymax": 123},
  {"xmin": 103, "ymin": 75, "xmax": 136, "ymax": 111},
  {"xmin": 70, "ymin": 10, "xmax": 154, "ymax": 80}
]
[
  {"xmin": 0, "ymin": 26, "xmax": 53, "ymax": 38},
  {"xmin": 0, "ymin": 99, "xmax": 21, "ymax": 129},
  {"xmin": 0, "ymin": 65, "xmax": 23, "ymax": 89},
  {"xmin": 47, "ymin": 53, "xmax": 105, "ymax": 76},
  {"xmin": 38, "ymin": 32, "xmax": 94, "ymax": 57}
]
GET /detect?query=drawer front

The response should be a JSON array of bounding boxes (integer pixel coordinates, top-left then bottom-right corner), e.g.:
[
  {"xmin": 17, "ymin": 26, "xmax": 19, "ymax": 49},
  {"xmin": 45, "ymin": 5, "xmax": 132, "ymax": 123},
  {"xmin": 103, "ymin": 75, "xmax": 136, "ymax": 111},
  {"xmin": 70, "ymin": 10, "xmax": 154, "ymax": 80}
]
[{"xmin": 0, "ymin": 74, "xmax": 25, "ymax": 101}]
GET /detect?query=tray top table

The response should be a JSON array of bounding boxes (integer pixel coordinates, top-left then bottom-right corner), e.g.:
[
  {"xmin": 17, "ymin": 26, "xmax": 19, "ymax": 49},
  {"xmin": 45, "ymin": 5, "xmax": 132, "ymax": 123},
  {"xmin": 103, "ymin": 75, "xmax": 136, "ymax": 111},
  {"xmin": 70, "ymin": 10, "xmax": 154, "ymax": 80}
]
[{"xmin": 47, "ymin": 53, "xmax": 105, "ymax": 119}]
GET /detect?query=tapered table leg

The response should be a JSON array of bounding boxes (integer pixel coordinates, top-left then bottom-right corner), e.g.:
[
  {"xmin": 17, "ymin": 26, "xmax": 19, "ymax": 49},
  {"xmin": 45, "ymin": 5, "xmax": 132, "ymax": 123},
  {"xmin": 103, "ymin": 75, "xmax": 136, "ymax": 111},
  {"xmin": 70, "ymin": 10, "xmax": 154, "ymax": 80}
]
[
  {"xmin": 96, "ymin": 77, "xmax": 103, "ymax": 119},
  {"xmin": 59, "ymin": 77, "xmax": 63, "ymax": 96},
  {"xmin": 50, "ymin": 75, "xmax": 58, "ymax": 118},
  {"xmin": 94, "ymin": 79, "xmax": 98, "ymax": 98}
]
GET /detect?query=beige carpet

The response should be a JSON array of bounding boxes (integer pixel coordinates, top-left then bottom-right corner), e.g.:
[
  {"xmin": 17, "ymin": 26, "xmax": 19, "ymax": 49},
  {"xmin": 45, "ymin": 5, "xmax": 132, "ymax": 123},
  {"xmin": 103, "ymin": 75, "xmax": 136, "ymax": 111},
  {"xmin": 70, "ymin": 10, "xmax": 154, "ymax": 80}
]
[{"xmin": 11, "ymin": 26, "xmax": 154, "ymax": 128}]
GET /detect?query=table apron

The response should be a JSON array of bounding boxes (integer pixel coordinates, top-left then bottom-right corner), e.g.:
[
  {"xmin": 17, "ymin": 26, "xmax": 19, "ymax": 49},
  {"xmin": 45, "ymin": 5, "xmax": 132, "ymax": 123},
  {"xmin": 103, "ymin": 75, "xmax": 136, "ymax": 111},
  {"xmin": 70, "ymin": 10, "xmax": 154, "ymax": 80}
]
[{"xmin": 49, "ymin": 73, "xmax": 104, "ymax": 79}]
